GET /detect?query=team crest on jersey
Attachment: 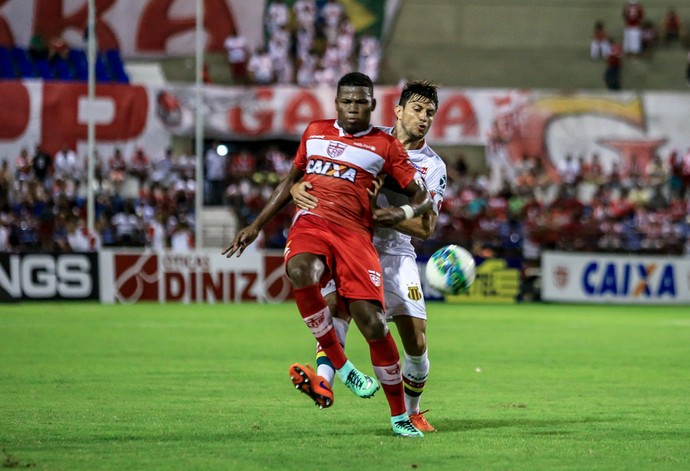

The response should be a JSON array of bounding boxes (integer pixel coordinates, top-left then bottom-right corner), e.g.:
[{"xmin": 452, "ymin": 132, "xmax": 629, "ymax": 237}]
[
  {"xmin": 306, "ymin": 159, "xmax": 357, "ymax": 183},
  {"xmin": 407, "ymin": 284, "xmax": 422, "ymax": 301},
  {"xmin": 368, "ymin": 270, "xmax": 381, "ymax": 287},
  {"xmin": 327, "ymin": 141, "xmax": 347, "ymax": 158}
]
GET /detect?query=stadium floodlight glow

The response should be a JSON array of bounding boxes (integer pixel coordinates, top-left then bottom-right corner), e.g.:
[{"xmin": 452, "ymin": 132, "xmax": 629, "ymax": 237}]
[{"xmin": 217, "ymin": 144, "xmax": 229, "ymax": 156}]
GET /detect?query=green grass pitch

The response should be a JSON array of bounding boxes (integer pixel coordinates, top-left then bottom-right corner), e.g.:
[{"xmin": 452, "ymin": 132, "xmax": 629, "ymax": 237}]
[{"xmin": 1, "ymin": 302, "xmax": 689, "ymax": 470}]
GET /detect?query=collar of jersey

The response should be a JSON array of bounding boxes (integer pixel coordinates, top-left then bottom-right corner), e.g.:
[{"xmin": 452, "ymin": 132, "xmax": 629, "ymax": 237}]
[{"xmin": 334, "ymin": 120, "xmax": 373, "ymax": 138}]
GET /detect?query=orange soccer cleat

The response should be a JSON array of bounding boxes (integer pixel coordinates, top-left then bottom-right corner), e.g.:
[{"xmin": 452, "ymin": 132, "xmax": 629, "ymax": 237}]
[
  {"xmin": 409, "ymin": 410, "xmax": 436, "ymax": 433},
  {"xmin": 288, "ymin": 363, "xmax": 334, "ymax": 409}
]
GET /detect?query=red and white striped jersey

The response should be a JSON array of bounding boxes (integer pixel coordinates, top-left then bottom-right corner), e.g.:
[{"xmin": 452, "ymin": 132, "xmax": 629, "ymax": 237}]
[{"xmin": 293, "ymin": 119, "xmax": 417, "ymax": 237}]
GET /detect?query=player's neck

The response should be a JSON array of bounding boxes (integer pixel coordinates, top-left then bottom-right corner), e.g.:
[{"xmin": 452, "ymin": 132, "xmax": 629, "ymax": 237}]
[{"xmin": 392, "ymin": 125, "xmax": 424, "ymax": 150}]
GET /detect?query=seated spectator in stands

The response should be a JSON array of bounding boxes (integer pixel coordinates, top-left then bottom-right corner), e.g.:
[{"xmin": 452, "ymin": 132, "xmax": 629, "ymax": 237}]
[
  {"xmin": 29, "ymin": 31, "xmax": 48, "ymax": 60},
  {"xmin": 108, "ymin": 148, "xmax": 128, "ymax": 194},
  {"xmin": 15, "ymin": 148, "xmax": 32, "ymax": 185},
  {"xmin": 337, "ymin": 20, "xmax": 356, "ymax": 72},
  {"xmin": 205, "ymin": 143, "xmax": 227, "ymax": 205},
  {"xmin": 296, "ymin": 48, "xmax": 318, "ymax": 87},
  {"xmin": 591, "ymin": 21, "xmax": 612, "ymax": 60},
  {"xmin": 582, "ymin": 153, "xmax": 605, "ymax": 185},
  {"xmin": 296, "ymin": 25, "xmax": 315, "ymax": 62},
  {"xmin": 294, "ymin": 0, "xmax": 317, "ymax": 32},
  {"xmin": 314, "ymin": 63, "xmax": 338, "ymax": 86},
  {"xmin": 358, "ymin": 34, "xmax": 381, "ymax": 83},
  {"xmin": 150, "ymin": 147, "xmax": 175, "ymax": 186},
  {"xmin": 557, "ymin": 154, "xmax": 581, "ymax": 187},
  {"xmin": 644, "ymin": 154, "xmax": 668, "ymax": 187},
  {"xmin": 129, "ymin": 147, "xmax": 151, "ymax": 185},
  {"xmin": 145, "ymin": 213, "xmax": 167, "ymax": 251},
  {"xmin": 321, "ymin": 0, "xmax": 345, "ymax": 44},
  {"xmin": 54, "ymin": 144, "xmax": 79, "ymax": 183},
  {"xmin": 32, "ymin": 144, "xmax": 53, "ymax": 187},
  {"xmin": 66, "ymin": 218, "xmax": 101, "ymax": 252},
  {"xmin": 48, "ymin": 35, "xmax": 70, "ymax": 62},
  {"xmin": 111, "ymin": 202, "xmax": 141, "ymax": 246},
  {"xmin": 247, "ymin": 47, "xmax": 274, "ymax": 85},
  {"xmin": 170, "ymin": 219, "xmax": 194, "ymax": 252},
  {"xmin": 223, "ymin": 33, "xmax": 249, "ymax": 84},
  {"xmin": 660, "ymin": 7, "xmax": 684, "ymax": 46},
  {"xmin": 265, "ymin": 0, "xmax": 289, "ymax": 38},
  {"xmin": 268, "ymin": 24, "xmax": 293, "ymax": 84}
]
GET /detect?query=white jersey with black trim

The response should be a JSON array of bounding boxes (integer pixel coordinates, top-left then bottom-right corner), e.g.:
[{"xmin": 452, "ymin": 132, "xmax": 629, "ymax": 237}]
[{"xmin": 373, "ymin": 126, "xmax": 447, "ymax": 257}]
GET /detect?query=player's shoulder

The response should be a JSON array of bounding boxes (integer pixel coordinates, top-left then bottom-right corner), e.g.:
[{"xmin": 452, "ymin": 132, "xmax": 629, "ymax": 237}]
[
  {"xmin": 420, "ymin": 144, "xmax": 447, "ymax": 171},
  {"xmin": 304, "ymin": 119, "xmax": 336, "ymax": 135}
]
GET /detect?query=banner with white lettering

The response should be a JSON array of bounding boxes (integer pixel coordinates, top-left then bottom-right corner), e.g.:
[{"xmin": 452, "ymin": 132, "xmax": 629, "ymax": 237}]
[
  {"xmin": 0, "ymin": 253, "xmax": 99, "ymax": 301},
  {"xmin": 541, "ymin": 251, "xmax": 690, "ymax": 304},
  {"xmin": 98, "ymin": 249, "xmax": 293, "ymax": 303}
]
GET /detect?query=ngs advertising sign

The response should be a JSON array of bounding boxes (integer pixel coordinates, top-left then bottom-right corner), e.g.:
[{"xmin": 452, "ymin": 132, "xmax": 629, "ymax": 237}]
[{"xmin": 542, "ymin": 252, "xmax": 690, "ymax": 304}]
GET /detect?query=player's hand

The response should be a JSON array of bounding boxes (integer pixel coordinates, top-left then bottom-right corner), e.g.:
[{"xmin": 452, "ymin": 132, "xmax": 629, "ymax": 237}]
[
  {"xmin": 290, "ymin": 181, "xmax": 318, "ymax": 210},
  {"xmin": 368, "ymin": 176, "xmax": 384, "ymax": 209},
  {"xmin": 222, "ymin": 226, "xmax": 259, "ymax": 258},
  {"xmin": 373, "ymin": 206, "xmax": 406, "ymax": 226}
]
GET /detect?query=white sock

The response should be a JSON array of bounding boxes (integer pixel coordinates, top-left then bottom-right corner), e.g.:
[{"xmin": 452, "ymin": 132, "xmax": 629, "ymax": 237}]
[
  {"xmin": 316, "ymin": 317, "xmax": 349, "ymax": 386},
  {"xmin": 403, "ymin": 350, "xmax": 430, "ymax": 414}
]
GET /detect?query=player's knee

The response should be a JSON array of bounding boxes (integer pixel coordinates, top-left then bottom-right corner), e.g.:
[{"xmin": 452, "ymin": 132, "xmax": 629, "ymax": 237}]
[{"xmin": 286, "ymin": 262, "xmax": 320, "ymax": 288}]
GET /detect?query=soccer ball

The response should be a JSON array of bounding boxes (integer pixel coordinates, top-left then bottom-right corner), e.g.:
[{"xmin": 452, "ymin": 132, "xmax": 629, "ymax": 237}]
[{"xmin": 425, "ymin": 245, "xmax": 476, "ymax": 295}]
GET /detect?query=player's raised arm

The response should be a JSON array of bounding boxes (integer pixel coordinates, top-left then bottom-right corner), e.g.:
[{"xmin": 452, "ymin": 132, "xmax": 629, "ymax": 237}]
[{"xmin": 222, "ymin": 164, "xmax": 304, "ymax": 257}]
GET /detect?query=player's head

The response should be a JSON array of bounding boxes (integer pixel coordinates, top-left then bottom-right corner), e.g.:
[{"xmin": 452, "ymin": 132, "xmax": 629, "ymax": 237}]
[
  {"xmin": 335, "ymin": 72, "xmax": 376, "ymax": 135},
  {"xmin": 395, "ymin": 80, "xmax": 439, "ymax": 142}
]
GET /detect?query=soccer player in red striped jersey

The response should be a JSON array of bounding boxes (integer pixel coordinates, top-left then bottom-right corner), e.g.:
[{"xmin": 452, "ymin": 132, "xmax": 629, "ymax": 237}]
[{"xmin": 224, "ymin": 72, "xmax": 432, "ymax": 437}]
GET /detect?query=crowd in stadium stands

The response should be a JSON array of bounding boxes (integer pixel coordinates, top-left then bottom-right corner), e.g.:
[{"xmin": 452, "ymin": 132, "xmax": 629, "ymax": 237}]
[
  {"xmin": 0, "ymin": 145, "xmax": 196, "ymax": 252},
  {"xmin": 225, "ymin": 0, "xmax": 381, "ymax": 86},
  {"xmin": 2, "ymin": 142, "xmax": 690, "ymax": 257}
]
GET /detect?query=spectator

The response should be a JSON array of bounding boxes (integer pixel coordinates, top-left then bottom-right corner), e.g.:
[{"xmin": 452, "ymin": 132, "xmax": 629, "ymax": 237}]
[
  {"xmin": 660, "ymin": 7, "xmax": 684, "ymax": 46},
  {"xmin": 28, "ymin": 30, "xmax": 48, "ymax": 60},
  {"xmin": 129, "ymin": 148, "xmax": 151, "ymax": 185},
  {"xmin": 247, "ymin": 47, "xmax": 274, "ymax": 85},
  {"xmin": 265, "ymin": 0, "xmax": 289, "ymax": 38},
  {"xmin": 268, "ymin": 24, "xmax": 293, "ymax": 84},
  {"xmin": 223, "ymin": 33, "xmax": 249, "ymax": 84},
  {"xmin": 48, "ymin": 34, "xmax": 70, "ymax": 62},
  {"xmin": 622, "ymin": 0, "xmax": 644, "ymax": 56},
  {"xmin": 150, "ymin": 148, "xmax": 174, "ymax": 186},
  {"xmin": 108, "ymin": 148, "xmax": 128, "ymax": 194},
  {"xmin": 604, "ymin": 40, "xmax": 623, "ymax": 90},
  {"xmin": 205, "ymin": 143, "xmax": 227, "ymax": 205},
  {"xmin": 53, "ymin": 144, "xmax": 79, "ymax": 182},
  {"xmin": 591, "ymin": 21, "xmax": 612, "ymax": 60},
  {"xmin": 321, "ymin": 0, "xmax": 345, "ymax": 44},
  {"xmin": 111, "ymin": 202, "xmax": 141, "ymax": 246},
  {"xmin": 170, "ymin": 220, "xmax": 194, "ymax": 252},
  {"xmin": 358, "ymin": 34, "xmax": 381, "ymax": 83},
  {"xmin": 296, "ymin": 48, "xmax": 319, "ymax": 86},
  {"xmin": 32, "ymin": 145, "xmax": 52, "ymax": 186},
  {"xmin": 15, "ymin": 148, "xmax": 32, "ymax": 185}
]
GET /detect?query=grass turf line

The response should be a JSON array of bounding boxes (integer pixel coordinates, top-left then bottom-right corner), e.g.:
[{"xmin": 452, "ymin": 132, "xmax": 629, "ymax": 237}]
[{"xmin": 1, "ymin": 302, "xmax": 689, "ymax": 470}]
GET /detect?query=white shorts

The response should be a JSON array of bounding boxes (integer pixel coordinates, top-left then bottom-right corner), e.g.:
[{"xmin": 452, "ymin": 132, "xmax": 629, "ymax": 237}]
[{"xmin": 320, "ymin": 253, "xmax": 427, "ymax": 320}]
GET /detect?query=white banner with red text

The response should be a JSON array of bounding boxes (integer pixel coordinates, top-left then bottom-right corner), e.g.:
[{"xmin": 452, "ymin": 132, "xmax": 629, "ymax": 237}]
[
  {"xmin": 541, "ymin": 251, "xmax": 690, "ymax": 304},
  {"xmin": 98, "ymin": 249, "xmax": 293, "ymax": 303},
  {"xmin": 2, "ymin": 81, "xmax": 690, "ymax": 180}
]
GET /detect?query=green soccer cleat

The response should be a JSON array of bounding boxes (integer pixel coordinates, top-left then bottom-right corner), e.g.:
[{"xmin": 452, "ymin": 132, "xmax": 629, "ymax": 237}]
[
  {"xmin": 337, "ymin": 361, "xmax": 379, "ymax": 399},
  {"xmin": 391, "ymin": 414, "xmax": 424, "ymax": 438}
]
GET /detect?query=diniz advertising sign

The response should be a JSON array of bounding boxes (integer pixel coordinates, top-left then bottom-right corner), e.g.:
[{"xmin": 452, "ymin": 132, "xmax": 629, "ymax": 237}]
[
  {"xmin": 99, "ymin": 250, "xmax": 293, "ymax": 303},
  {"xmin": 541, "ymin": 252, "xmax": 690, "ymax": 304},
  {"xmin": 0, "ymin": 253, "xmax": 99, "ymax": 301}
]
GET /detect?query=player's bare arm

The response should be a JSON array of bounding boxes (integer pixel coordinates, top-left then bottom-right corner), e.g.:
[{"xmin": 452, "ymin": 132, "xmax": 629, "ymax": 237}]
[
  {"xmin": 373, "ymin": 177, "xmax": 432, "ymax": 226},
  {"xmin": 391, "ymin": 209, "xmax": 437, "ymax": 240},
  {"xmin": 290, "ymin": 181, "xmax": 318, "ymax": 210},
  {"xmin": 223, "ymin": 165, "xmax": 304, "ymax": 257}
]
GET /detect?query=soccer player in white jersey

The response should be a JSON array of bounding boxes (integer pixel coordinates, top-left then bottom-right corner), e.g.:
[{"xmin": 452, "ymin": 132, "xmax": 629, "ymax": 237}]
[{"xmin": 290, "ymin": 81, "xmax": 446, "ymax": 433}]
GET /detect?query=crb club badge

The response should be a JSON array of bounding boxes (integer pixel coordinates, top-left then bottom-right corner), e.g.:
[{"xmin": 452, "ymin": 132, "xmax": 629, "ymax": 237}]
[
  {"xmin": 327, "ymin": 141, "xmax": 347, "ymax": 158},
  {"xmin": 553, "ymin": 265, "xmax": 568, "ymax": 288},
  {"xmin": 368, "ymin": 270, "xmax": 381, "ymax": 287}
]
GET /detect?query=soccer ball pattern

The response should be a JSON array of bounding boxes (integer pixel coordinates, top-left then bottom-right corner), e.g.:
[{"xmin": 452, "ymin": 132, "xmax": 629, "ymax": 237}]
[{"xmin": 425, "ymin": 245, "xmax": 476, "ymax": 295}]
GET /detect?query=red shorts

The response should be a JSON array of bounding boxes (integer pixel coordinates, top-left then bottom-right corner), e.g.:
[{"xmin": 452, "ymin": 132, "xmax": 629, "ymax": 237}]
[{"xmin": 285, "ymin": 214, "xmax": 384, "ymax": 306}]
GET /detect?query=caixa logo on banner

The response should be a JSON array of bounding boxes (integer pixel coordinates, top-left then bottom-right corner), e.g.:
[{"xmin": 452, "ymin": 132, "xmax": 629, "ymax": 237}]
[
  {"xmin": 582, "ymin": 261, "xmax": 676, "ymax": 298},
  {"xmin": 0, "ymin": 253, "xmax": 98, "ymax": 301}
]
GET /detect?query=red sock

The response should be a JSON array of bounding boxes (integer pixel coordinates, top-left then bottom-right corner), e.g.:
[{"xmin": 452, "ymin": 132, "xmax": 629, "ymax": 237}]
[
  {"xmin": 368, "ymin": 332, "xmax": 405, "ymax": 417},
  {"xmin": 293, "ymin": 285, "xmax": 347, "ymax": 369}
]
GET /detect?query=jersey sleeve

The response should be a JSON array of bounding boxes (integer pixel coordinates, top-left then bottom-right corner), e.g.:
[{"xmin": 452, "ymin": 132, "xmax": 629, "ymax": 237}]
[
  {"xmin": 382, "ymin": 138, "xmax": 416, "ymax": 190},
  {"xmin": 424, "ymin": 159, "xmax": 448, "ymax": 215},
  {"xmin": 293, "ymin": 124, "xmax": 311, "ymax": 171}
]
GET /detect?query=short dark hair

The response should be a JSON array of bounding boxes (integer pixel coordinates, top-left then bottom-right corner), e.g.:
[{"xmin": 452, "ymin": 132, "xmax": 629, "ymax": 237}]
[
  {"xmin": 337, "ymin": 72, "xmax": 374, "ymax": 94},
  {"xmin": 398, "ymin": 80, "xmax": 439, "ymax": 110}
]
